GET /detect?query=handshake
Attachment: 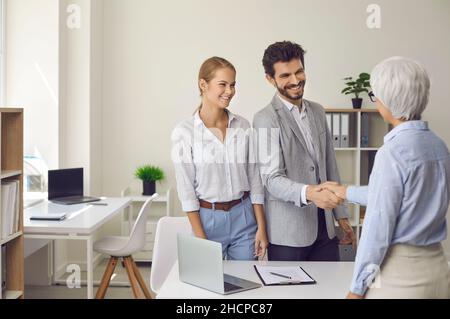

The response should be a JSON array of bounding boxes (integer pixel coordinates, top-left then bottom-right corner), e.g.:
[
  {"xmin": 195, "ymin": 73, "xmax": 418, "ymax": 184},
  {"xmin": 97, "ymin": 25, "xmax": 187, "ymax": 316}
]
[
  {"xmin": 306, "ymin": 181, "xmax": 348, "ymax": 210},
  {"xmin": 308, "ymin": 182, "xmax": 356, "ymax": 247}
]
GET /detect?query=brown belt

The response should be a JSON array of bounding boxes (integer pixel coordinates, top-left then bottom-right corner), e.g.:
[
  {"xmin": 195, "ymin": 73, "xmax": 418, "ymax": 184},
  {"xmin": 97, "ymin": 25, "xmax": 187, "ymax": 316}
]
[{"xmin": 199, "ymin": 192, "xmax": 250, "ymax": 212}]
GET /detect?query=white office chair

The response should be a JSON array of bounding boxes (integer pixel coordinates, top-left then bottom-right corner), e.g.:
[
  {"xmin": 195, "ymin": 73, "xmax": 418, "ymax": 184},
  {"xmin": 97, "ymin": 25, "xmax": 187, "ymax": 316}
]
[
  {"xmin": 93, "ymin": 193, "xmax": 159, "ymax": 299},
  {"xmin": 150, "ymin": 216, "xmax": 192, "ymax": 295}
]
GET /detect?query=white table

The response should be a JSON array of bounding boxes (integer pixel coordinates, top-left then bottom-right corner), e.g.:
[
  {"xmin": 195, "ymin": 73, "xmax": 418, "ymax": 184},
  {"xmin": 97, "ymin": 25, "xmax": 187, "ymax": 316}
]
[
  {"xmin": 157, "ymin": 260, "xmax": 355, "ymax": 299},
  {"xmin": 24, "ymin": 197, "xmax": 132, "ymax": 299}
]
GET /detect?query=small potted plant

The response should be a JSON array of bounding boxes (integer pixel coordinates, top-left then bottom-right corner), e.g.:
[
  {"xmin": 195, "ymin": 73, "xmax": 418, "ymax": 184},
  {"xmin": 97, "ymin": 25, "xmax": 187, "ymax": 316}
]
[
  {"xmin": 134, "ymin": 165, "xmax": 165, "ymax": 196},
  {"xmin": 341, "ymin": 73, "xmax": 371, "ymax": 109}
]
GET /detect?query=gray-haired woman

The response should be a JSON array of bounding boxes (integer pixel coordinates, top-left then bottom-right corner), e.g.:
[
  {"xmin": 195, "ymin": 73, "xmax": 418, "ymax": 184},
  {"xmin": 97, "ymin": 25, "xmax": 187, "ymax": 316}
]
[{"xmin": 324, "ymin": 56, "xmax": 450, "ymax": 299}]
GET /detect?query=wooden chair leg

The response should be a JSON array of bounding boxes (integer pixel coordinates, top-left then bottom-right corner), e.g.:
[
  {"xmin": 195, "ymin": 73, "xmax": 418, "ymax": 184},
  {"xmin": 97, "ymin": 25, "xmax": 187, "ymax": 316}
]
[
  {"xmin": 130, "ymin": 256, "xmax": 152, "ymax": 299},
  {"xmin": 95, "ymin": 256, "xmax": 118, "ymax": 299},
  {"xmin": 123, "ymin": 256, "xmax": 143, "ymax": 299}
]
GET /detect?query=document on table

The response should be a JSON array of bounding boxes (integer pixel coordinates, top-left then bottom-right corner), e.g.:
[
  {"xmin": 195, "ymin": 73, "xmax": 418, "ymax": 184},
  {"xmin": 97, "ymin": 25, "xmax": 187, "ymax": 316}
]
[{"xmin": 254, "ymin": 265, "xmax": 316, "ymax": 286}]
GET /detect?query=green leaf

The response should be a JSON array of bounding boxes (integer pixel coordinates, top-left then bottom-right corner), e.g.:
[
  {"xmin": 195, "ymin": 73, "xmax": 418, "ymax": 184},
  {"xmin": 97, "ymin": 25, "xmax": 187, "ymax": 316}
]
[
  {"xmin": 343, "ymin": 77, "xmax": 353, "ymax": 80},
  {"xmin": 345, "ymin": 81, "xmax": 356, "ymax": 86},
  {"xmin": 359, "ymin": 73, "xmax": 370, "ymax": 80}
]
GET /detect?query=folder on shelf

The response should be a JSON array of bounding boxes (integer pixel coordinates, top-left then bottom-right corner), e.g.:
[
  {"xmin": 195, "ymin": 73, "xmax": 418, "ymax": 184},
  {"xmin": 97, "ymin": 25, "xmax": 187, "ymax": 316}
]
[
  {"xmin": 1, "ymin": 181, "xmax": 19, "ymax": 238},
  {"xmin": 326, "ymin": 113, "xmax": 332, "ymax": 134},
  {"xmin": 332, "ymin": 113, "xmax": 341, "ymax": 148},
  {"xmin": 340, "ymin": 113, "xmax": 350, "ymax": 147},
  {"xmin": 361, "ymin": 113, "xmax": 369, "ymax": 147},
  {"xmin": 254, "ymin": 265, "xmax": 316, "ymax": 286}
]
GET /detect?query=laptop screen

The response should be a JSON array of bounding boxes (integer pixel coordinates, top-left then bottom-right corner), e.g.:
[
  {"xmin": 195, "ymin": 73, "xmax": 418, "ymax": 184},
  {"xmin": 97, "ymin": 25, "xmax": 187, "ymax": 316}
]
[{"xmin": 48, "ymin": 168, "xmax": 84, "ymax": 199}]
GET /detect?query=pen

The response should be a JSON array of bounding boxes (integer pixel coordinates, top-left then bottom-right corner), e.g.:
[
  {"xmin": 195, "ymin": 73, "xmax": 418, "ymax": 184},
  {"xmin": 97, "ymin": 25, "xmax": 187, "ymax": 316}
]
[
  {"xmin": 89, "ymin": 202, "xmax": 108, "ymax": 206},
  {"xmin": 270, "ymin": 272, "xmax": 291, "ymax": 279}
]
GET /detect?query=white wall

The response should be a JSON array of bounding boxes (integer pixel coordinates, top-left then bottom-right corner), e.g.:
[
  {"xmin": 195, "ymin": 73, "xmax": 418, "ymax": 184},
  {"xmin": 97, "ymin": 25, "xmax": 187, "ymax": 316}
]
[
  {"xmin": 5, "ymin": 0, "xmax": 59, "ymax": 169},
  {"xmin": 100, "ymin": 0, "xmax": 450, "ymax": 254}
]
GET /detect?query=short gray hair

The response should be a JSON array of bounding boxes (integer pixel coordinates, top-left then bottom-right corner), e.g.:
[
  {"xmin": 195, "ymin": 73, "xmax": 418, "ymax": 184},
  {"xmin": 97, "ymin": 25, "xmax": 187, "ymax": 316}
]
[{"xmin": 370, "ymin": 56, "xmax": 430, "ymax": 120}]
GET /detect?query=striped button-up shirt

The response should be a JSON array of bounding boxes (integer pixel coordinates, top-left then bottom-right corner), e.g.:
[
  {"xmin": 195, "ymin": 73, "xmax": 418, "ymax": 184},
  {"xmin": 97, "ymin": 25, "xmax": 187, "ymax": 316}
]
[{"xmin": 171, "ymin": 110, "xmax": 264, "ymax": 212}]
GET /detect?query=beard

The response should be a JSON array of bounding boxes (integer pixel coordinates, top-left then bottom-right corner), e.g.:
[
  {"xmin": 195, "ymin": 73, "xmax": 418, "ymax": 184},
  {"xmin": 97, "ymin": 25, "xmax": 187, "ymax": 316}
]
[{"xmin": 276, "ymin": 80, "xmax": 306, "ymax": 101}]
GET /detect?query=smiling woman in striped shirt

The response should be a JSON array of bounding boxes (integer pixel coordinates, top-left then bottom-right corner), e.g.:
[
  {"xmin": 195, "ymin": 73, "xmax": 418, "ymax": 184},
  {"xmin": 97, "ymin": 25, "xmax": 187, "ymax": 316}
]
[{"xmin": 171, "ymin": 57, "xmax": 268, "ymax": 260}]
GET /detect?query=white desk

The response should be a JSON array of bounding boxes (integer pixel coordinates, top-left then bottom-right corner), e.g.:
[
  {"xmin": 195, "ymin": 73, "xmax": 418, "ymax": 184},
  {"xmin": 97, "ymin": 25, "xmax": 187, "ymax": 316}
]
[
  {"xmin": 24, "ymin": 197, "xmax": 131, "ymax": 299},
  {"xmin": 157, "ymin": 260, "xmax": 355, "ymax": 299}
]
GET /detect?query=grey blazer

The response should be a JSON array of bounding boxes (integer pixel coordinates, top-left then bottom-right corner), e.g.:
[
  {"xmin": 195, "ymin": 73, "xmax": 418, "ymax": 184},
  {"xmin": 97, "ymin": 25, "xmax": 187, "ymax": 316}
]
[{"xmin": 253, "ymin": 95, "xmax": 349, "ymax": 247}]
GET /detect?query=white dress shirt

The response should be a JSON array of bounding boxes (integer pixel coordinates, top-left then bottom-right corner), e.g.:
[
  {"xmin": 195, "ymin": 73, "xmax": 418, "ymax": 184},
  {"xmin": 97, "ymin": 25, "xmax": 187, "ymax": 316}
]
[
  {"xmin": 277, "ymin": 96, "xmax": 318, "ymax": 205},
  {"xmin": 171, "ymin": 110, "xmax": 264, "ymax": 212}
]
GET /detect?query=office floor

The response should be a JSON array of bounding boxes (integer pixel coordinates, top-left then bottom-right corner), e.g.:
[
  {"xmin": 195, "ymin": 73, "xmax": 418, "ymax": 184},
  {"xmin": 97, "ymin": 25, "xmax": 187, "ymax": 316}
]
[{"xmin": 25, "ymin": 259, "xmax": 153, "ymax": 299}]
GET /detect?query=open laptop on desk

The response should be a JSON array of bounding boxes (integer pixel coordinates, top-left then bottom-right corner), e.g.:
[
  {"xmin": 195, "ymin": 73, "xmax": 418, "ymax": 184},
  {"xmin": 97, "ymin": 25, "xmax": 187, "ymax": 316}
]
[
  {"xmin": 177, "ymin": 234, "xmax": 261, "ymax": 295},
  {"xmin": 48, "ymin": 168, "xmax": 100, "ymax": 205}
]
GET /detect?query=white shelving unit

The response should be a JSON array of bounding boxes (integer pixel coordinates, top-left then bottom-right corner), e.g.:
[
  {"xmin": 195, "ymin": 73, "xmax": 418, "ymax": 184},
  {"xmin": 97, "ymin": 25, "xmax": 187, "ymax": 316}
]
[
  {"xmin": 326, "ymin": 108, "xmax": 390, "ymax": 244},
  {"xmin": 120, "ymin": 187, "xmax": 172, "ymax": 262}
]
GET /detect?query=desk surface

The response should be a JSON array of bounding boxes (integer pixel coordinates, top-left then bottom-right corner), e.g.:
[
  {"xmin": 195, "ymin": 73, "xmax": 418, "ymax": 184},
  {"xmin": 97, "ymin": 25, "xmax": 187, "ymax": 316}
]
[
  {"xmin": 157, "ymin": 260, "xmax": 355, "ymax": 299},
  {"xmin": 24, "ymin": 197, "xmax": 131, "ymax": 235}
]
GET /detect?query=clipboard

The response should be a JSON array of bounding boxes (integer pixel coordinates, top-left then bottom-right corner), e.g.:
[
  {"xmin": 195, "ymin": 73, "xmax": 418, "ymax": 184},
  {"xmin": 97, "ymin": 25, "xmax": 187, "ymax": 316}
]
[{"xmin": 253, "ymin": 265, "xmax": 317, "ymax": 286}]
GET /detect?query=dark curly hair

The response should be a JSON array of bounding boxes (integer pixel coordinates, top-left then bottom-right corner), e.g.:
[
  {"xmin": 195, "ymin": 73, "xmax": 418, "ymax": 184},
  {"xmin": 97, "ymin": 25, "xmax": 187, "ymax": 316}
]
[{"xmin": 262, "ymin": 41, "xmax": 306, "ymax": 78}]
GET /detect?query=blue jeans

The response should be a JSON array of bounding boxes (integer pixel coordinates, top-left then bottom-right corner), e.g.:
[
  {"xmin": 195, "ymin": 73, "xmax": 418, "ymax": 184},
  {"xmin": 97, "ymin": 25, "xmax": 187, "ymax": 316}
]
[{"xmin": 199, "ymin": 197, "xmax": 257, "ymax": 260}]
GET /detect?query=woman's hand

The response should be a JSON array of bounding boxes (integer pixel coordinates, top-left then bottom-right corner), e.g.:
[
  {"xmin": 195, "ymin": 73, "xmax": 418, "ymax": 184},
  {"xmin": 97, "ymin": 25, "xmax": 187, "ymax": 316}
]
[
  {"xmin": 186, "ymin": 211, "xmax": 207, "ymax": 239},
  {"xmin": 254, "ymin": 228, "xmax": 269, "ymax": 258},
  {"xmin": 346, "ymin": 291, "xmax": 364, "ymax": 299}
]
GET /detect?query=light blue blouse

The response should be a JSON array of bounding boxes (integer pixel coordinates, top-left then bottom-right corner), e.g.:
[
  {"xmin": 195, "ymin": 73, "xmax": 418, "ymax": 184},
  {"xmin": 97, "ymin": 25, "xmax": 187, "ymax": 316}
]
[{"xmin": 346, "ymin": 121, "xmax": 450, "ymax": 295}]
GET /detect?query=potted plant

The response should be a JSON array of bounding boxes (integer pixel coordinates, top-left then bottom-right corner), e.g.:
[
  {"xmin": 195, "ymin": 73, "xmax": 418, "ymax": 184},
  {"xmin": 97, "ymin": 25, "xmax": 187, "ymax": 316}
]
[
  {"xmin": 341, "ymin": 73, "xmax": 371, "ymax": 108},
  {"xmin": 134, "ymin": 165, "xmax": 165, "ymax": 196}
]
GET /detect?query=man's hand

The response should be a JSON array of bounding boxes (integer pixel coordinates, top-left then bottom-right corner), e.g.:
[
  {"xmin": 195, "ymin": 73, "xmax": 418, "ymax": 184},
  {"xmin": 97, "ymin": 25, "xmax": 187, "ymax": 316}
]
[
  {"xmin": 321, "ymin": 182, "xmax": 347, "ymax": 200},
  {"xmin": 337, "ymin": 218, "xmax": 357, "ymax": 249},
  {"xmin": 346, "ymin": 291, "xmax": 364, "ymax": 299},
  {"xmin": 306, "ymin": 185, "xmax": 344, "ymax": 210}
]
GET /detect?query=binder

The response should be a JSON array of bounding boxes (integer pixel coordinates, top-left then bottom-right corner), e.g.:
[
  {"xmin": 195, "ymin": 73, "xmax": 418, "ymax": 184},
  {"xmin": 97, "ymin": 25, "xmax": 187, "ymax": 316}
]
[
  {"xmin": 326, "ymin": 113, "xmax": 332, "ymax": 134},
  {"xmin": 332, "ymin": 113, "xmax": 341, "ymax": 148},
  {"xmin": 361, "ymin": 113, "xmax": 369, "ymax": 147},
  {"xmin": 340, "ymin": 113, "xmax": 350, "ymax": 147}
]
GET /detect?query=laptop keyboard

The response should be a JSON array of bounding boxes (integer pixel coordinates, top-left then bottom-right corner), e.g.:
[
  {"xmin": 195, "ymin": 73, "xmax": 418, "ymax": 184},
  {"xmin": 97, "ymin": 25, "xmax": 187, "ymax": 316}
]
[{"xmin": 224, "ymin": 281, "xmax": 243, "ymax": 292}]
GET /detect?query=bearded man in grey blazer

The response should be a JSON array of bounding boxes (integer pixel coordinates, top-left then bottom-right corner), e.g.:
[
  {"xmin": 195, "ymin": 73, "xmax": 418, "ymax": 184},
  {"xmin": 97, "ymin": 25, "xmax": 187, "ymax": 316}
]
[{"xmin": 253, "ymin": 41, "xmax": 355, "ymax": 261}]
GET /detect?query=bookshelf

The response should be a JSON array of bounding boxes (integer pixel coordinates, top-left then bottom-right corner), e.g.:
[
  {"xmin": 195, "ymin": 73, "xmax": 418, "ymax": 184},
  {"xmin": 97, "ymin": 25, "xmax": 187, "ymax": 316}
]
[
  {"xmin": 325, "ymin": 108, "xmax": 390, "ymax": 245},
  {"xmin": 0, "ymin": 108, "xmax": 24, "ymax": 299}
]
